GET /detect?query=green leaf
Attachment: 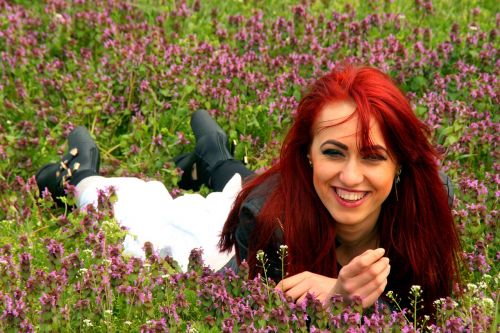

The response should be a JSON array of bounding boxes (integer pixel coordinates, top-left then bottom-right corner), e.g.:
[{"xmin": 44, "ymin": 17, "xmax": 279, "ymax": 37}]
[
  {"xmin": 444, "ymin": 134, "xmax": 459, "ymax": 146},
  {"xmin": 184, "ymin": 289, "xmax": 198, "ymax": 304}
]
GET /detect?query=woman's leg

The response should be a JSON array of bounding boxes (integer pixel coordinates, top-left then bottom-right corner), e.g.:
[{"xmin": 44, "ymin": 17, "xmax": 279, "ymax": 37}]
[
  {"xmin": 75, "ymin": 175, "xmax": 181, "ymax": 260},
  {"xmin": 35, "ymin": 127, "xmax": 176, "ymax": 260},
  {"xmin": 36, "ymin": 125, "xmax": 236, "ymax": 271},
  {"xmin": 75, "ymin": 176, "xmax": 172, "ymax": 208},
  {"xmin": 76, "ymin": 174, "xmax": 236, "ymax": 271},
  {"xmin": 210, "ymin": 160, "xmax": 254, "ymax": 192}
]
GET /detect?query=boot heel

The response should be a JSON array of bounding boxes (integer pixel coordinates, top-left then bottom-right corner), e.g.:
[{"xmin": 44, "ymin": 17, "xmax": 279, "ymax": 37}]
[
  {"xmin": 230, "ymin": 139, "xmax": 237, "ymax": 156},
  {"xmin": 174, "ymin": 152, "xmax": 207, "ymax": 191}
]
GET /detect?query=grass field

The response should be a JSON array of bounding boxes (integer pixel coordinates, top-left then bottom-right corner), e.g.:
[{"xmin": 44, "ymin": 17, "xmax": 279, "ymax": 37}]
[{"xmin": 0, "ymin": 0, "xmax": 498, "ymax": 331}]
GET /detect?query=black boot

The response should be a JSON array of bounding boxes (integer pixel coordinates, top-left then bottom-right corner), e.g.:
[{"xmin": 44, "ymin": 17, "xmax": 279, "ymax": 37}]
[
  {"xmin": 175, "ymin": 110, "xmax": 233, "ymax": 191},
  {"xmin": 36, "ymin": 126, "xmax": 100, "ymax": 203}
]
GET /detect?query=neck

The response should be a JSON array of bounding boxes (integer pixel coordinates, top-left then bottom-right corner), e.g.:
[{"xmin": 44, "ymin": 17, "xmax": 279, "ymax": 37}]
[{"xmin": 336, "ymin": 224, "xmax": 379, "ymax": 266}]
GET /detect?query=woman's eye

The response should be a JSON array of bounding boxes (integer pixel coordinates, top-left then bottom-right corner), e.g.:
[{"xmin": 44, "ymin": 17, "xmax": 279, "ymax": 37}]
[
  {"xmin": 363, "ymin": 154, "xmax": 387, "ymax": 161},
  {"xmin": 322, "ymin": 149, "xmax": 343, "ymax": 157}
]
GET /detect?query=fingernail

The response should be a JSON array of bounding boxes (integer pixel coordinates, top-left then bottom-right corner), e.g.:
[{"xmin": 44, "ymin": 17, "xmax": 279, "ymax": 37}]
[{"xmin": 375, "ymin": 248, "xmax": 385, "ymax": 256}]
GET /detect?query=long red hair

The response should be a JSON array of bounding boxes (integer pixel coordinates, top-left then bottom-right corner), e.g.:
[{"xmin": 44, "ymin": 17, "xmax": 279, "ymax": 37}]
[{"xmin": 219, "ymin": 65, "xmax": 461, "ymax": 314}]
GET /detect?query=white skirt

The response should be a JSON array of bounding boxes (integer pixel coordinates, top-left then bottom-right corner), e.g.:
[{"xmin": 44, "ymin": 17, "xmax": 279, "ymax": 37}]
[{"xmin": 76, "ymin": 174, "xmax": 241, "ymax": 271}]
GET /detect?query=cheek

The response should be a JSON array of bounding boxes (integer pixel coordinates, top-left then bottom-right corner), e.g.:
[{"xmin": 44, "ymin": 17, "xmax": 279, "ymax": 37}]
[
  {"xmin": 311, "ymin": 163, "xmax": 334, "ymax": 196},
  {"xmin": 312, "ymin": 166, "xmax": 325, "ymax": 194},
  {"xmin": 312, "ymin": 168, "xmax": 322, "ymax": 194},
  {"xmin": 370, "ymin": 172, "xmax": 395, "ymax": 198},
  {"xmin": 381, "ymin": 180, "xmax": 394, "ymax": 197},
  {"xmin": 312, "ymin": 163, "xmax": 329, "ymax": 183}
]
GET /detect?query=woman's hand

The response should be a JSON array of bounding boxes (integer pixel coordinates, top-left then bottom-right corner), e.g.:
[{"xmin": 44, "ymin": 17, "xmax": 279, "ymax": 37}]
[
  {"xmin": 329, "ymin": 248, "xmax": 390, "ymax": 308},
  {"xmin": 275, "ymin": 248, "xmax": 390, "ymax": 308},
  {"xmin": 275, "ymin": 271, "xmax": 337, "ymax": 306}
]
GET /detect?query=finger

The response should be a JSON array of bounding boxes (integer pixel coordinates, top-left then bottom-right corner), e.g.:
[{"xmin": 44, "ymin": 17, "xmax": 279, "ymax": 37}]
[
  {"xmin": 283, "ymin": 280, "xmax": 313, "ymax": 302},
  {"xmin": 295, "ymin": 289, "xmax": 326, "ymax": 305},
  {"xmin": 340, "ymin": 248, "xmax": 386, "ymax": 277},
  {"xmin": 351, "ymin": 248, "xmax": 385, "ymax": 270},
  {"xmin": 353, "ymin": 263, "xmax": 391, "ymax": 300},
  {"xmin": 361, "ymin": 276, "xmax": 389, "ymax": 308},
  {"xmin": 297, "ymin": 295, "xmax": 306, "ymax": 305},
  {"xmin": 295, "ymin": 290, "xmax": 328, "ymax": 307},
  {"xmin": 276, "ymin": 271, "xmax": 309, "ymax": 292},
  {"xmin": 342, "ymin": 257, "xmax": 390, "ymax": 291}
]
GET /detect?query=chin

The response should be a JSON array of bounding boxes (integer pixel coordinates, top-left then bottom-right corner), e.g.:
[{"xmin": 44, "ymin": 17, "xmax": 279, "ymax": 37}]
[
  {"xmin": 330, "ymin": 206, "xmax": 379, "ymax": 227},
  {"xmin": 333, "ymin": 217, "xmax": 365, "ymax": 225}
]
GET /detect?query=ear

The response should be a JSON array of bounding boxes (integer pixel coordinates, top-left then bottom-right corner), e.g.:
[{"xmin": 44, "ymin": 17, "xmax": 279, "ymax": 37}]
[
  {"xmin": 395, "ymin": 166, "xmax": 402, "ymax": 184},
  {"xmin": 307, "ymin": 153, "xmax": 313, "ymax": 167}
]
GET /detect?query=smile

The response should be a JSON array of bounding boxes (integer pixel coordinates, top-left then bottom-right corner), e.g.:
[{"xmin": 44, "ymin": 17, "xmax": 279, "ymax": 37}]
[
  {"xmin": 334, "ymin": 187, "xmax": 368, "ymax": 207},
  {"xmin": 335, "ymin": 188, "xmax": 367, "ymax": 201}
]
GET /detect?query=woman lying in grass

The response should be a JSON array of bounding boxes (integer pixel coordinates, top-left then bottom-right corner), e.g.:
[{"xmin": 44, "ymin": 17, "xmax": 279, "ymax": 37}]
[
  {"xmin": 218, "ymin": 65, "xmax": 461, "ymax": 316},
  {"xmin": 36, "ymin": 64, "xmax": 460, "ymax": 316}
]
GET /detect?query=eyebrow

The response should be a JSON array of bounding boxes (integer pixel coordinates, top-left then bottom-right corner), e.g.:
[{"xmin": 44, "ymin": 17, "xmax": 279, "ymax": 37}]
[
  {"xmin": 319, "ymin": 140, "xmax": 348, "ymax": 150},
  {"xmin": 319, "ymin": 140, "xmax": 388, "ymax": 153},
  {"xmin": 360, "ymin": 145, "xmax": 389, "ymax": 154}
]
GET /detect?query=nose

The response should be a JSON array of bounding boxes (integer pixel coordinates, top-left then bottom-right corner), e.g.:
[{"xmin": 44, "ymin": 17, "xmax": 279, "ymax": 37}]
[{"xmin": 339, "ymin": 159, "xmax": 364, "ymax": 186}]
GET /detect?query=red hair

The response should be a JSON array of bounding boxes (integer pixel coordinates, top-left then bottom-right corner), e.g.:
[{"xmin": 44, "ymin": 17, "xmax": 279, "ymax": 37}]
[{"xmin": 219, "ymin": 65, "xmax": 461, "ymax": 314}]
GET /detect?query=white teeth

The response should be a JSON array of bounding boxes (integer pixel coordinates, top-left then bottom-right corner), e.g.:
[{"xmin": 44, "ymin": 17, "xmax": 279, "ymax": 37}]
[{"xmin": 336, "ymin": 188, "xmax": 366, "ymax": 201}]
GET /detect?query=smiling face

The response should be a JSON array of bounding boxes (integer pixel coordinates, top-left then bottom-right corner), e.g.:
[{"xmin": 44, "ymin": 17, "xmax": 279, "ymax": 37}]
[{"xmin": 308, "ymin": 100, "xmax": 398, "ymax": 241}]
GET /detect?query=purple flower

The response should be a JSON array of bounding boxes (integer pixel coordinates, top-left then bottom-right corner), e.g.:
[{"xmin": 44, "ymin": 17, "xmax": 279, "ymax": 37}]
[
  {"xmin": 151, "ymin": 134, "xmax": 163, "ymax": 146},
  {"xmin": 130, "ymin": 144, "xmax": 140, "ymax": 154},
  {"xmin": 176, "ymin": 131, "xmax": 190, "ymax": 145},
  {"xmin": 19, "ymin": 252, "xmax": 32, "ymax": 280},
  {"xmin": 139, "ymin": 79, "xmax": 150, "ymax": 92},
  {"xmin": 1, "ymin": 293, "xmax": 27, "ymax": 322},
  {"xmin": 39, "ymin": 292, "xmax": 58, "ymax": 309},
  {"xmin": 445, "ymin": 317, "xmax": 465, "ymax": 332},
  {"xmin": 46, "ymin": 239, "xmax": 64, "ymax": 261}
]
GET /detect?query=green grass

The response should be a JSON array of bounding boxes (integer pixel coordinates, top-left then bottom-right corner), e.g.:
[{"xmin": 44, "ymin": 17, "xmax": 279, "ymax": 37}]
[{"xmin": 0, "ymin": 0, "xmax": 498, "ymax": 331}]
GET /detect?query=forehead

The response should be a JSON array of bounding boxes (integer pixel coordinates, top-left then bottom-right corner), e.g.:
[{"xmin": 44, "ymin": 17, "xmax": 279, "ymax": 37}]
[{"xmin": 312, "ymin": 101, "xmax": 385, "ymax": 144}]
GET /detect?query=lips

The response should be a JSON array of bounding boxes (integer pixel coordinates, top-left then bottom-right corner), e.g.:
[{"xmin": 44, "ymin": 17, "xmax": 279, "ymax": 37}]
[
  {"xmin": 335, "ymin": 187, "xmax": 368, "ymax": 201},
  {"xmin": 332, "ymin": 187, "xmax": 369, "ymax": 208}
]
